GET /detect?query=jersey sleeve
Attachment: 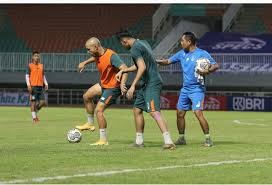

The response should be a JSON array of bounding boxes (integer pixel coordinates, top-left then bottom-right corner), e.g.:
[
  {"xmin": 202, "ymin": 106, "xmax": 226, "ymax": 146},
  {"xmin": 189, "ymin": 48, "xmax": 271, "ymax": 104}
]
[
  {"xmin": 169, "ymin": 51, "xmax": 183, "ymax": 64},
  {"xmin": 202, "ymin": 51, "xmax": 216, "ymax": 64},
  {"xmin": 131, "ymin": 46, "xmax": 143, "ymax": 63},
  {"xmin": 110, "ymin": 54, "xmax": 124, "ymax": 68}
]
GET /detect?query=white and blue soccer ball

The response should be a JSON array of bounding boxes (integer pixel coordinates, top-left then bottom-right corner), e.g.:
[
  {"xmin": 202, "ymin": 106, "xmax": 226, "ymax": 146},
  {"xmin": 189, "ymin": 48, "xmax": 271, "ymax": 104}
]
[
  {"xmin": 67, "ymin": 128, "xmax": 82, "ymax": 143},
  {"xmin": 196, "ymin": 58, "xmax": 210, "ymax": 71}
]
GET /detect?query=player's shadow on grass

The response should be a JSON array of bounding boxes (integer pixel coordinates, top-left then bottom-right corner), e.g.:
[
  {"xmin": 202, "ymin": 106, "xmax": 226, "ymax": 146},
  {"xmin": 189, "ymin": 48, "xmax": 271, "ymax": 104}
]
[
  {"xmin": 187, "ymin": 140, "xmax": 246, "ymax": 147},
  {"xmin": 112, "ymin": 140, "xmax": 245, "ymax": 147},
  {"xmin": 114, "ymin": 140, "xmax": 168, "ymax": 148},
  {"xmin": 210, "ymin": 141, "xmax": 246, "ymax": 145}
]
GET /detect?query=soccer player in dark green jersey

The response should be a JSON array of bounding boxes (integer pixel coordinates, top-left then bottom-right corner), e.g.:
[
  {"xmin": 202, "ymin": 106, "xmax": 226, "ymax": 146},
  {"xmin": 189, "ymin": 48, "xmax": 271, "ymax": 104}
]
[{"xmin": 116, "ymin": 30, "xmax": 175, "ymax": 150}]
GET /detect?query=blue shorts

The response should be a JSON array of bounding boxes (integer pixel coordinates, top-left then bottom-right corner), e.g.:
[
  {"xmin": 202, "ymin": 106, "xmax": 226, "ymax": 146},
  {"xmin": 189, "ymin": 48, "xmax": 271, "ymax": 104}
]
[{"xmin": 177, "ymin": 91, "xmax": 205, "ymax": 111}]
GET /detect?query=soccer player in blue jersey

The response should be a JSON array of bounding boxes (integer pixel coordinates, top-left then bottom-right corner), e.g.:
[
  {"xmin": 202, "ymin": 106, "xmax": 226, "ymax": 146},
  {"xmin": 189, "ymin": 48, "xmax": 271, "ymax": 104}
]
[{"xmin": 157, "ymin": 32, "xmax": 219, "ymax": 147}]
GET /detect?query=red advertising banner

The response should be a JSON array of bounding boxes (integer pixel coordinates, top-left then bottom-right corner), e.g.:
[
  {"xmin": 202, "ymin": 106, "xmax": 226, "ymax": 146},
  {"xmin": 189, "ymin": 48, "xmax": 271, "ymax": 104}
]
[
  {"xmin": 160, "ymin": 95, "xmax": 227, "ymax": 110},
  {"xmin": 160, "ymin": 95, "xmax": 179, "ymax": 109},
  {"xmin": 204, "ymin": 96, "xmax": 227, "ymax": 110}
]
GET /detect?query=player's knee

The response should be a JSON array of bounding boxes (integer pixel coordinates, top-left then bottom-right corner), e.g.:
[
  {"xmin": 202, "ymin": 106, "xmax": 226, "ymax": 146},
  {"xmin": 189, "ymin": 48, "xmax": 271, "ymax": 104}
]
[
  {"xmin": 95, "ymin": 108, "xmax": 104, "ymax": 118},
  {"xmin": 150, "ymin": 111, "xmax": 161, "ymax": 121},
  {"xmin": 177, "ymin": 111, "xmax": 186, "ymax": 118},
  {"xmin": 83, "ymin": 93, "xmax": 88, "ymax": 101},
  {"xmin": 83, "ymin": 93, "xmax": 92, "ymax": 102},
  {"xmin": 149, "ymin": 111, "xmax": 156, "ymax": 118},
  {"xmin": 39, "ymin": 101, "xmax": 46, "ymax": 108},
  {"xmin": 194, "ymin": 110, "xmax": 203, "ymax": 118},
  {"xmin": 133, "ymin": 107, "xmax": 142, "ymax": 115}
]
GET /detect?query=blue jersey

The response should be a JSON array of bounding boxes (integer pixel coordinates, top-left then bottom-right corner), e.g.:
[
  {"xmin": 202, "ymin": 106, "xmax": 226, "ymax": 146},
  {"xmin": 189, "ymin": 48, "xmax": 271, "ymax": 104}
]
[{"xmin": 169, "ymin": 47, "xmax": 216, "ymax": 92}]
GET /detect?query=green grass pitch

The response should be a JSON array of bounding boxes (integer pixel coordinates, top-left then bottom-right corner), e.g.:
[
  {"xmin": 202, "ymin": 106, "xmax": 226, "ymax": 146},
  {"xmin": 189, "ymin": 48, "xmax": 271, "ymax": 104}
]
[{"xmin": 0, "ymin": 106, "xmax": 272, "ymax": 184}]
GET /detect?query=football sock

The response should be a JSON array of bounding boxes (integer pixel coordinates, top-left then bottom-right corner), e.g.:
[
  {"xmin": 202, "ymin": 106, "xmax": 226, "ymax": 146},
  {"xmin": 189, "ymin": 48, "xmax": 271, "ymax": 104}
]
[
  {"xmin": 163, "ymin": 132, "xmax": 173, "ymax": 144},
  {"xmin": 205, "ymin": 134, "xmax": 210, "ymax": 139},
  {"xmin": 31, "ymin": 112, "xmax": 37, "ymax": 119},
  {"xmin": 99, "ymin": 129, "xmax": 107, "ymax": 140},
  {"xmin": 179, "ymin": 134, "xmax": 185, "ymax": 139},
  {"xmin": 87, "ymin": 114, "xmax": 94, "ymax": 124},
  {"xmin": 135, "ymin": 132, "xmax": 144, "ymax": 145}
]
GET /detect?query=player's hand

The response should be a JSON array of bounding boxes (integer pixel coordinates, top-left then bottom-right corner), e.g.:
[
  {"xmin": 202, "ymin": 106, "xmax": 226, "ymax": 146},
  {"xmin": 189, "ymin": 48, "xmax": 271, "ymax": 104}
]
[
  {"xmin": 126, "ymin": 85, "xmax": 135, "ymax": 100},
  {"xmin": 120, "ymin": 83, "xmax": 127, "ymax": 95},
  {"xmin": 156, "ymin": 59, "xmax": 164, "ymax": 64},
  {"xmin": 197, "ymin": 69, "xmax": 210, "ymax": 76},
  {"xmin": 44, "ymin": 85, "xmax": 49, "ymax": 91},
  {"xmin": 27, "ymin": 85, "xmax": 32, "ymax": 93},
  {"xmin": 115, "ymin": 70, "xmax": 123, "ymax": 82},
  {"xmin": 156, "ymin": 59, "xmax": 169, "ymax": 65},
  {"xmin": 78, "ymin": 61, "xmax": 86, "ymax": 73}
]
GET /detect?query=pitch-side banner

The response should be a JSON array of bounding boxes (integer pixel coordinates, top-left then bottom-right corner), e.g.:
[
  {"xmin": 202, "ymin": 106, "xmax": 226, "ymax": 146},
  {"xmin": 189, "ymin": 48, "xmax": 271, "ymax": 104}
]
[
  {"xmin": 0, "ymin": 92, "xmax": 29, "ymax": 106},
  {"xmin": 160, "ymin": 95, "xmax": 227, "ymax": 110},
  {"xmin": 198, "ymin": 32, "xmax": 272, "ymax": 53},
  {"xmin": 228, "ymin": 96, "xmax": 272, "ymax": 111},
  {"xmin": 204, "ymin": 96, "xmax": 227, "ymax": 110},
  {"xmin": 160, "ymin": 95, "xmax": 179, "ymax": 110}
]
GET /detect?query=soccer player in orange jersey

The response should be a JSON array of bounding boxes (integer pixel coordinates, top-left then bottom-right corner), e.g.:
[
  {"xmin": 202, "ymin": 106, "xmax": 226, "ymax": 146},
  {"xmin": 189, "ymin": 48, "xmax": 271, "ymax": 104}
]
[
  {"xmin": 25, "ymin": 51, "xmax": 48, "ymax": 123},
  {"xmin": 75, "ymin": 37, "xmax": 128, "ymax": 145}
]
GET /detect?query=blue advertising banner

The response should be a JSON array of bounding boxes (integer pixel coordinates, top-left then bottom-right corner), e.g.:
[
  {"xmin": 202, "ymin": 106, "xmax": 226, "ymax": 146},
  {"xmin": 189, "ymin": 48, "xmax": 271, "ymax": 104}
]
[
  {"xmin": 198, "ymin": 32, "xmax": 272, "ymax": 53},
  {"xmin": 0, "ymin": 92, "xmax": 30, "ymax": 106},
  {"xmin": 228, "ymin": 96, "xmax": 272, "ymax": 111}
]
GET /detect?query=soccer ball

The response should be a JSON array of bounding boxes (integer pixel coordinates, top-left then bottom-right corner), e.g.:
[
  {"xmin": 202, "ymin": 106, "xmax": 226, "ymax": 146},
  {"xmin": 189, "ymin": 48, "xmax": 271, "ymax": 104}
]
[
  {"xmin": 196, "ymin": 58, "xmax": 210, "ymax": 71},
  {"xmin": 67, "ymin": 128, "xmax": 82, "ymax": 143}
]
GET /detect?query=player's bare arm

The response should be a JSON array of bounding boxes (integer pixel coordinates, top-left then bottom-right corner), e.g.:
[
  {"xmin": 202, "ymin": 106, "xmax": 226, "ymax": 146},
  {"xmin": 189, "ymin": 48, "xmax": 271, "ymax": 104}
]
[
  {"xmin": 44, "ymin": 75, "xmax": 49, "ymax": 91},
  {"xmin": 123, "ymin": 64, "xmax": 138, "ymax": 73},
  {"xmin": 27, "ymin": 85, "xmax": 32, "ymax": 93},
  {"xmin": 25, "ymin": 73, "xmax": 32, "ymax": 93},
  {"xmin": 118, "ymin": 64, "xmax": 128, "ymax": 95},
  {"xmin": 156, "ymin": 59, "xmax": 171, "ymax": 65},
  {"xmin": 115, "ymin": 64, "xmax": 137, "ymax": 82},
  {"xmin": 197, "ymin": 63, "xmax": 219, "ymax": 76},
  {"xmin": 78, "ymin": 56, "xmax": 96, "ymax": 73},
  {"xmin": 126, "ymin": 58, "xmax": 146, "ymax": 100}
]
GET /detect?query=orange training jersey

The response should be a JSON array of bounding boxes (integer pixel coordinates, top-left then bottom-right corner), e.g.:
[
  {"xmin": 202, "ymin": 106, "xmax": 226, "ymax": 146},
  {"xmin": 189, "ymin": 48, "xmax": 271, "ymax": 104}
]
[
  {"xmin": 28, "ymin": 63, "xmax": 44, "ymax": 86},
  {"xmin": 96, "ymin": 49, "xmax": 120, "ymax": 89}
]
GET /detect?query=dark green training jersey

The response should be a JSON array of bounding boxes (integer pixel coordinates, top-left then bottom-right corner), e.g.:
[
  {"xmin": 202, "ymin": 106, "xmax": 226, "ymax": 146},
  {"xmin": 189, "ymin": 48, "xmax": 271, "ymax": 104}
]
[{"xmin": 130, "ymin": 40, "xmax": 163, "ymax": 87}]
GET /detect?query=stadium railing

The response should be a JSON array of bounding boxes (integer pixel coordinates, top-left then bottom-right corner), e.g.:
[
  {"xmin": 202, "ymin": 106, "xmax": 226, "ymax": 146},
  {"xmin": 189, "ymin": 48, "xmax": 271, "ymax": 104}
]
[
  {"xmin": 1, "ymin": 88, "xmax": 272, "ymax": 106},
  {"xmin": 0, "ymin": 52, "xmax": 272, "ymax": 73}
]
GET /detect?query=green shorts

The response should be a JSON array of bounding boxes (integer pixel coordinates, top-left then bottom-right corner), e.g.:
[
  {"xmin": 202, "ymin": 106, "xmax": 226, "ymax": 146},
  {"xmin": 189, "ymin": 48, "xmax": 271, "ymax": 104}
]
[
  {"xmin": 30, "ymin": 86, "xmax": 45, "ymax": 101},
  {"xmin": 134, "ymin": 83, "xmax": 162, "ymax": 113},
  {"xmin": 99, "ymin": 87, "xmax": 121, "ymax": 106}
]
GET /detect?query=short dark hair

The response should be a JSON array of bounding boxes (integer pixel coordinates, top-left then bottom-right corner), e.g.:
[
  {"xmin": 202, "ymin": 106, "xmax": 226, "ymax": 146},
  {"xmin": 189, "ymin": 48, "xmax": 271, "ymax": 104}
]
[
  {"xmin": 32, "ymin": 51, "xmax": 40, "ymax": 55},
  {"xmin": 116, "ymin": 29, "xmax": 134, "ymax": 41},
  {"xmin": 182, "ymin": 32, "xmax": 197, "ymax": 45}
]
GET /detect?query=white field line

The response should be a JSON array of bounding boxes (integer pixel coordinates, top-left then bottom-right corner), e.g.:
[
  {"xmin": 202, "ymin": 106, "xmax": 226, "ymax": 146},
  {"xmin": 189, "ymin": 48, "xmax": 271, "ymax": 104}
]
[
  {"xmin": 233, "ymin": 120, "xmax": 268, "ymax": 126},
  {"xmin": 1, "ymin": 157, "xmax": 272, "ymax": 184}
]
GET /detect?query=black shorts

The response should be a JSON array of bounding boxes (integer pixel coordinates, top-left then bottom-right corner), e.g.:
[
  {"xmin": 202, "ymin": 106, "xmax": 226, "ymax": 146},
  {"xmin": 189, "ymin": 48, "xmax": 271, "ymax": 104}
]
[{"xmin": 30, "ymin": 86, "xmax": 45, "ymax": 101}]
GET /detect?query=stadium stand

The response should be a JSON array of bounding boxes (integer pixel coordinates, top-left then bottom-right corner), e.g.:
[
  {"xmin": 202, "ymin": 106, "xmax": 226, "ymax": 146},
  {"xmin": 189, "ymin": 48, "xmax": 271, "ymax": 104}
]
[
  {"xmin": 3, "ymin": 4, "xmax": 158, "ymax": 53},
  {"xmin": 0, "ymin": 6, "xmax": 30, "ymax": 52},
  {"xmin": 261, "ymin": 6, "xmax": 272, "ymax": 33},
  {"xmin": 1, "ymin": 4, "xmax": 272, "ymax": 110},
  {"xmin": 152, "ymin": 4, "xmax": 227, "ymax": 55},
  {"xmin": 230, "ymin": 4, "xmax": 272, "ymax": 34}
]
